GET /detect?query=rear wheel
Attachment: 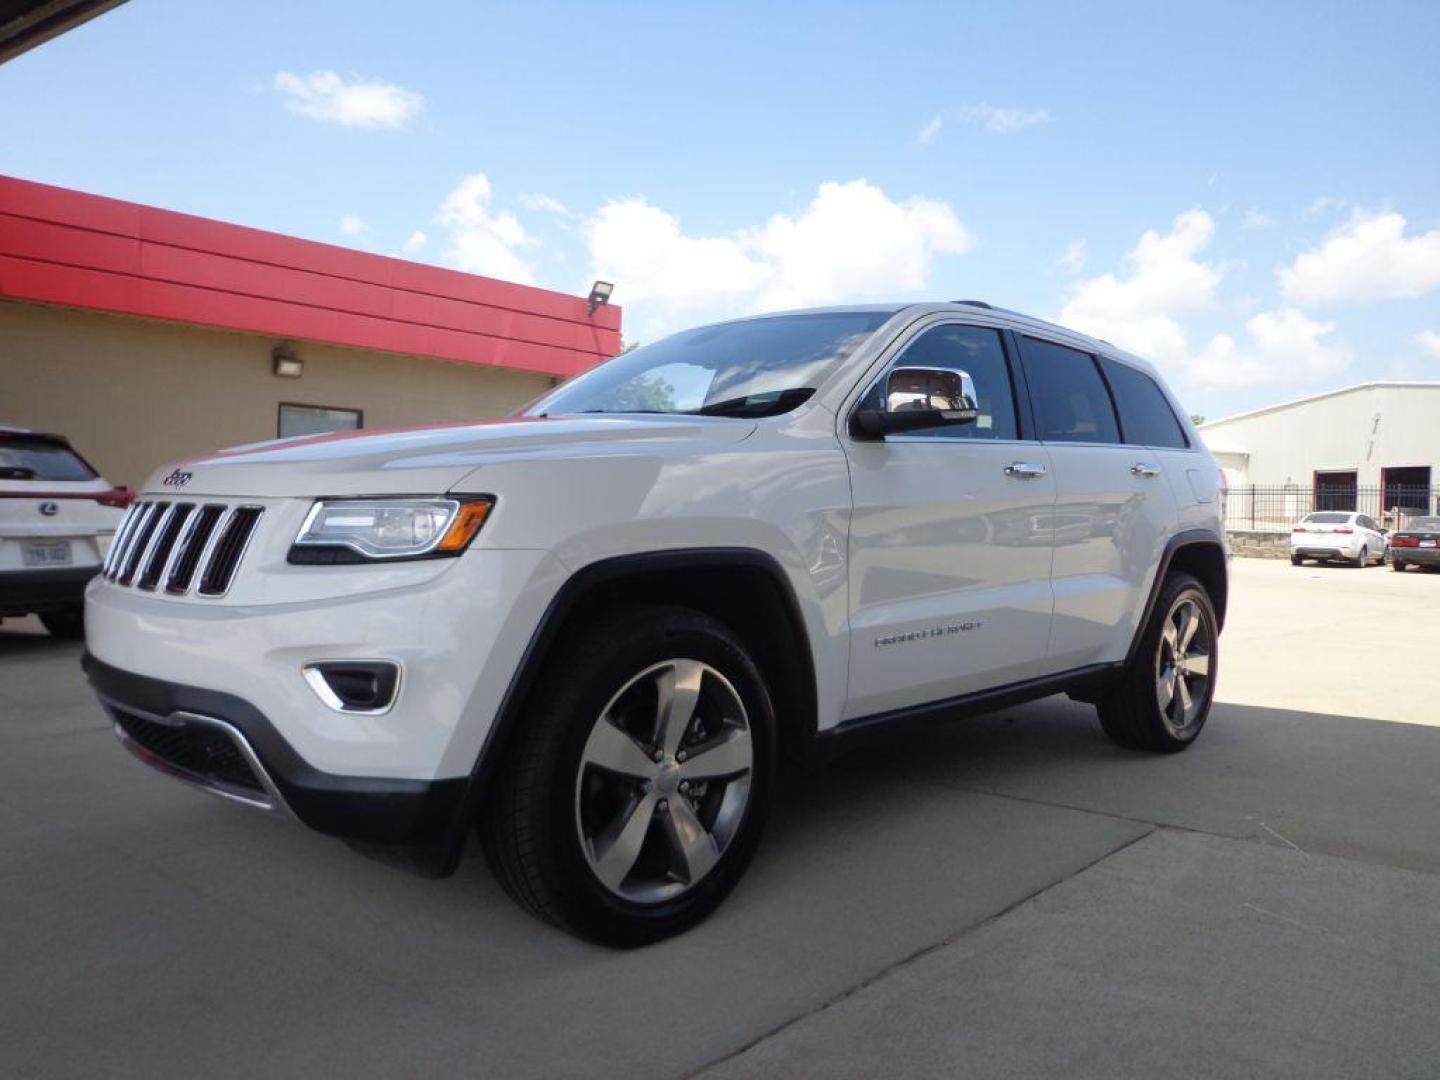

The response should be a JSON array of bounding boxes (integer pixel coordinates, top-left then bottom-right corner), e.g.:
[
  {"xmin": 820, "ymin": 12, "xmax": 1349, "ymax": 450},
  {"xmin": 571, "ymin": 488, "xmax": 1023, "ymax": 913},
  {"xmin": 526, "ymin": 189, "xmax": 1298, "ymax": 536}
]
[
  {"xmin": 39, "ymin": 607, "xmax": 85, "ymax": 640},
  {"xmin": 1097, "ymin": 572, "xmax": 1217, "ymax": 753},
  {"xmin": 1290, "ymin": 554, "xmax": 1304, "ymax": 566},
  {"xmin": 482, "ymin": 604, "xmax": 775, "ymax": 946},
  {"xmin": 1393, "ymin": 559, "xmax": 1407, "ymax": 572},
  {"xmin": 1352, "ymin": 545, "xmax": 1368, "ymax": 568}
]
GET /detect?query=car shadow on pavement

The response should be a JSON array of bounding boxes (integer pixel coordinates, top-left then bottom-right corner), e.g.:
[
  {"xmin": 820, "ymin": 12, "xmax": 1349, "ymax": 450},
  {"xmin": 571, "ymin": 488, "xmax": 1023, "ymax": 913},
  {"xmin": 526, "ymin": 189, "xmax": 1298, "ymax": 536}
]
[{"xmin": 5, "ymin": 686, "xmax": 1440, "ymax": 1079}]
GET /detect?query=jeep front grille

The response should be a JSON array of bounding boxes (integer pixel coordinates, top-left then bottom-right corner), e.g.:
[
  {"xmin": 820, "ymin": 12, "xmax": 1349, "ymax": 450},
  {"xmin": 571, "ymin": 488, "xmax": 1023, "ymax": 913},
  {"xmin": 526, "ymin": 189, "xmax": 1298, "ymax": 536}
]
[{"xmin": 102, "ymin": 500, "xmax": 264, "ymax": 597}]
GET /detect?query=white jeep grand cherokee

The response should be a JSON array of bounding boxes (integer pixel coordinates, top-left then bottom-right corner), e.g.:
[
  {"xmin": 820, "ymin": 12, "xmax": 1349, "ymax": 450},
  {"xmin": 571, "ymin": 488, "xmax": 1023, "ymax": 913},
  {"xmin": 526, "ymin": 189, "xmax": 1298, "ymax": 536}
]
[{"xmin": 85, "ymin": 302, "xmax": 1227, "ymax": 945}]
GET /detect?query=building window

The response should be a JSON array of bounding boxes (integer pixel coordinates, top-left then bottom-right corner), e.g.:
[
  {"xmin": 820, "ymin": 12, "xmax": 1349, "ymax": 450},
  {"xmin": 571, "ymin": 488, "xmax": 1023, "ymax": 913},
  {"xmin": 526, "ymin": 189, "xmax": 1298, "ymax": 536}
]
[
  {"xmin": 1313, "ymin": 470, "xmax": 1358, "ymax": 512},
  {"xmin": 1382, "ymin": 466, "xmax": 1432, "ymax": 513},
  {"xmin": 278, "ymin": 403, "xmax": 363, "ymax": 438}
]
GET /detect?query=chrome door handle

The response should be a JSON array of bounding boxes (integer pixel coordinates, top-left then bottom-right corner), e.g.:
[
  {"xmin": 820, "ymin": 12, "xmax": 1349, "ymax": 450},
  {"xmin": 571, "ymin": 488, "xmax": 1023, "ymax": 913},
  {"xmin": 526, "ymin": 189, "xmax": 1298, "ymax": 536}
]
[
  {"xmin": 1130, "ymin": 462, "xmax": 1162, "ymax": 478},
  {"xmin": 1004, "ymin": 461, "xmax": 1048, "ymax": 479}
]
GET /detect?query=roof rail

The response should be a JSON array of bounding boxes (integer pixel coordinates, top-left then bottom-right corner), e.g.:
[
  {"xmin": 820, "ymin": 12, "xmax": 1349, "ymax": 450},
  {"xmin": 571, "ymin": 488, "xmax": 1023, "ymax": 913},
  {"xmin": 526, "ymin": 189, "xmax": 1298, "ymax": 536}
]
[{"xmin": 951, "ymin": 299, "xmax": 993, "ymax": 309}]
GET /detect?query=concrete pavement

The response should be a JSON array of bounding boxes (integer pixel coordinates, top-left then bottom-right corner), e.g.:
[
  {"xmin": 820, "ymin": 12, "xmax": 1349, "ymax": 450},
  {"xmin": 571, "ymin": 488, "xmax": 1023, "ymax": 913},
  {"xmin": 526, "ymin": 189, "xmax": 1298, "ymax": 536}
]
[{"xmin": 2, "ymin": 558, "xmax": 1438, "ymax": 1078}]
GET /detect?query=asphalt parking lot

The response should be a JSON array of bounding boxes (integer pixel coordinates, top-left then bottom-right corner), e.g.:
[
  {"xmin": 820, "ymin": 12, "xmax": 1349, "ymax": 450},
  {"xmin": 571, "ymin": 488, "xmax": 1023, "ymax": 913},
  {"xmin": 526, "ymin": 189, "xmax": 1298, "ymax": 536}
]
[{"xmin": 4, "ymin": 558, "xmax": 1440, "ymax": 1079}]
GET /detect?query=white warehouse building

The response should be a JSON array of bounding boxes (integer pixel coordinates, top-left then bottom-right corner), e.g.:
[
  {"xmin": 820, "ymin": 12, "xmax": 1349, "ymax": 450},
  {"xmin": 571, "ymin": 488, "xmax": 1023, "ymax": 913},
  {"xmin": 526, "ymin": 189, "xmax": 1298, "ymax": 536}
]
[{"xmin": 1199, "ymin": 381, "xmax": 1440, "ymax": 527}]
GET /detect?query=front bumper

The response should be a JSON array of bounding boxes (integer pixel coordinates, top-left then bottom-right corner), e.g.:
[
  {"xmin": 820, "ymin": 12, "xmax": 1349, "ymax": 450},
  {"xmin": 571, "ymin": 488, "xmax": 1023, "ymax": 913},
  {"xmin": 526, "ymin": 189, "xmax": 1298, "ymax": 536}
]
[
  {"xmin": 0, "ymin": 566, "xmax": 96, "ymax": 616},
  {"xmin": 85, "ymin": 654, "xmax": 468, "ymax": 870}
]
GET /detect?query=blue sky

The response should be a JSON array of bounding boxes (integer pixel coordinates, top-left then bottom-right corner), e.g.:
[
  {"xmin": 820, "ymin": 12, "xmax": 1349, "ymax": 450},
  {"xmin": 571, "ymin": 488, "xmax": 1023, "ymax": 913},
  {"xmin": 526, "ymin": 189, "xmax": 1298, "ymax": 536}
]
[{"xmin": 3, "ymin": 0, "xmax": 1438, "ymax": 419}]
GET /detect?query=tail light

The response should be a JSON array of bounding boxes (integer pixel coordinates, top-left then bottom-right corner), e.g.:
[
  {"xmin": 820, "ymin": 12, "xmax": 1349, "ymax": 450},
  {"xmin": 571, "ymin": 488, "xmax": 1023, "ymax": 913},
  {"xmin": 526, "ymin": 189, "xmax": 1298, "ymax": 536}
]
[
  {"xmin": 1292, "ymin": 526, "xmax": 1307, "ymax": 533},
  {"xmin": 1334, "ymin": 526, "xmax": 1354, "ymax": 534},
  {"xmin": 1392, "ymin": 536, "xmax": 1419, "ymax": 548},
  {"xmin": 95, "ymin": 486, "xmax": 135, "ymax": 508}
]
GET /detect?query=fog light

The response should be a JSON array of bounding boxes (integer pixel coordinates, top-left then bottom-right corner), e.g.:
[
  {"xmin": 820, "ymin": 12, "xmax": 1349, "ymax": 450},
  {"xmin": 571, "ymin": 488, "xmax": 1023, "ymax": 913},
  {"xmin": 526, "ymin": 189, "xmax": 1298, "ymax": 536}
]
[{"xmin": 303, "ymin": 661, "xmax": 401, "ymax": 714}]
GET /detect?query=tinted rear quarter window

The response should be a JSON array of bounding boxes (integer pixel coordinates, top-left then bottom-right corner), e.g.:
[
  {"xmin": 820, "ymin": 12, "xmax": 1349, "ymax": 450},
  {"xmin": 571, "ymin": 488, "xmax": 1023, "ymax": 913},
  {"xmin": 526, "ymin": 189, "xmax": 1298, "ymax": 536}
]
[
  {"xmin": 0, "ymin": 436, "xmax": 96, "ymax": 481},
  {"xmin": 1099, "ymin": 357, "xmax": 1189, "ymax": 449},
  {"xmin": 1019, "ymin": 337, "xmax": 1119, "ymax": 444}
]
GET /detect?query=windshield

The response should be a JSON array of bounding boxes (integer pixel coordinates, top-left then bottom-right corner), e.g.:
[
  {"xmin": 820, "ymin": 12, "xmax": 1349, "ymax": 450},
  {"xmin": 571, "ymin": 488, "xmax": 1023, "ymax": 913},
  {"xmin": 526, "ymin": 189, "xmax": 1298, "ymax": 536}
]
[
  {"xmin": 529, "ymin": 311, "xmax": 893, "ymax": 419},
  {"xmin": 0, "ymin": 436, "xmax": 96, "ymax": 481},
  {"xmin": 1407, "ymin": 517, "xmax": 1440, "ymax": 531},
  {"xmin": 1304, "ymin": 513, "xmax": 1352, "ymax": 524}
]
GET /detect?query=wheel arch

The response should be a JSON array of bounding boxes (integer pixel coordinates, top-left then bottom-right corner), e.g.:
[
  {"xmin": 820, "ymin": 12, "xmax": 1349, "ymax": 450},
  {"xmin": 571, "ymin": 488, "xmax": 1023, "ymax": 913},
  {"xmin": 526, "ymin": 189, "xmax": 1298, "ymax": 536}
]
[
  {"xmin": 429, "ymin": 548, "xmax": 821, "ymax": 876},
  {"xmin": 1127, "ymin": 530, "xmax": 1229, "ymax": 670}
]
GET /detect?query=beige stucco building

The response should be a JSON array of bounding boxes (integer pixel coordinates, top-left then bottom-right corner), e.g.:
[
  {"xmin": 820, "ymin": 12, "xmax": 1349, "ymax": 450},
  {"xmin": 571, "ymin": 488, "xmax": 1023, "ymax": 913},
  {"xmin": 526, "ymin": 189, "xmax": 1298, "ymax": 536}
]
[{"xmin": 0, "ymin": 175, "xmax": 622, "ymax": 489}]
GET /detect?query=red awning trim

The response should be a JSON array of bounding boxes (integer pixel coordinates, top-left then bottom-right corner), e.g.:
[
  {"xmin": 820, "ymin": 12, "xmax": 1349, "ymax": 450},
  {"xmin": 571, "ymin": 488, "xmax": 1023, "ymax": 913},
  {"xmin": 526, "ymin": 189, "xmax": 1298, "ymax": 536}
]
[{"xmin": 0, "ymin": 175, "xmax": 621, "ymax": 378}]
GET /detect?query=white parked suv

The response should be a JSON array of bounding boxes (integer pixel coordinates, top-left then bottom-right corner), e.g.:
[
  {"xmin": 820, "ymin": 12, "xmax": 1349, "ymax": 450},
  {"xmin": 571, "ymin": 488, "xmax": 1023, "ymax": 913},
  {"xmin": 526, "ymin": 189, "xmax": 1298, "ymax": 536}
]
[
  {"xmin": 84, "ymin": 302, "xmax": 1229, "ymax": 944},
  {"xmin": 1, "ymin": 426, "xmax": 130, "ymax": 638},
  {"xmin": 1289, "ymin": 511, "xmax": 1389, "ymax": 567}
]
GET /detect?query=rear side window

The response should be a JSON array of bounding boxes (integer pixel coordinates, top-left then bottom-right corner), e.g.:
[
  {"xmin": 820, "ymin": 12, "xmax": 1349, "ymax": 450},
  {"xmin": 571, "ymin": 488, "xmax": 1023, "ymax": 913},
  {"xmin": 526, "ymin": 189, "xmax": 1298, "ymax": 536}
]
[
  {"xmin": 1099, "ymin": 358, "xmax": 1189, "ymax": 449},
  {"xmin": 0, "ymin": 436, "xmax": 96, "ymax": 481},
  {"xmin": 1019, "ymin": 337, "xmax": 1120, "ymax": 444}
]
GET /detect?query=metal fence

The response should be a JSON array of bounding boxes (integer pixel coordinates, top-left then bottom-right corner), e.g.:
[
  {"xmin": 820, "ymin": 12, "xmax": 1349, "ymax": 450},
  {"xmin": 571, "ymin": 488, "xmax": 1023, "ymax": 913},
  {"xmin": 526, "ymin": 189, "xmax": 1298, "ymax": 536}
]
[{"xmin": 1224, "ymin": 485, "xmax": 1440, "ymax": 533}]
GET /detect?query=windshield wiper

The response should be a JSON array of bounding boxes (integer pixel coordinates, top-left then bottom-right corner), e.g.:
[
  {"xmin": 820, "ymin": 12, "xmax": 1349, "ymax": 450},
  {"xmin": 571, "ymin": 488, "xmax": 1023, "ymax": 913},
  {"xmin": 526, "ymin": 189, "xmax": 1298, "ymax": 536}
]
[{"xmin": 692, "ymin": 388, "xmax": 816, "ymax": 418}]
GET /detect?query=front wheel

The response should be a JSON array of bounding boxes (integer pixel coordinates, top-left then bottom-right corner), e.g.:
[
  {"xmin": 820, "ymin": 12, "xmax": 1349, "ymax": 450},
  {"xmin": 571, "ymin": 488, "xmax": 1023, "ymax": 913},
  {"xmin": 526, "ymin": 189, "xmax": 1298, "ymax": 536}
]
[
  {"xmin": 1097, "ymin": 572, "xmax": 1218, "ymax": 753},
  {"xmin": 482, "ymin": 604, "xmax": 775, "ymax": 946}
]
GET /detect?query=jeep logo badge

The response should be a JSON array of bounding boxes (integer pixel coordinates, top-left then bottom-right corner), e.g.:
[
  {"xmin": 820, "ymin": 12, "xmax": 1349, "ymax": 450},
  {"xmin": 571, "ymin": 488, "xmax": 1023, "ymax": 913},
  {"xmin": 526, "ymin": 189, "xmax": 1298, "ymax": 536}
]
[
  {"xmin": 162, "ymin": 469, "xmax": 193, "ymax": 488},
  {"xmin": 38, "ymin": 501, "xmax": 58, "ymax": 516}
]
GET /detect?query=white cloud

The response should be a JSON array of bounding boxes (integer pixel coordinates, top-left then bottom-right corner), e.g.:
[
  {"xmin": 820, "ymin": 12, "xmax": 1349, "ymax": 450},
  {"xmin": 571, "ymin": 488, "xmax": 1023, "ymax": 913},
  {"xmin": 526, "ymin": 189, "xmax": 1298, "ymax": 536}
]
[
  {"xmin": 1242, "ymin": 209, "xmax": 1273, "ymax": 229},
  {"xmin": 1278, "ymin": 210, "xmax": 1440, "ymax": 305},
  {"xmin": 273, "ymin": 70, "xmax": 423, "ymax": 129},
  {"xmin": 401, "ymin": 230, "xmax": 426, "ymax": 254},
  {"xmin": 436, "ymin": 174, "xmax": 534, "ymax": 284},
  {"xmin": 962, "ymin": 103, "xmax": 1051, "ymax": 134},
  {"xmin": 1059, "ymin": 209, "xmax": 1221, "ymax": 369},
  {"xmin": 338, "ymin": 215, "xmax": 369, "ymax": 237},
  {"xmin": 1309, "ymin": 195, "xmax": 1347, "ymax": 216},
  {"xmin": 1192, "ymin": 308, "xmax": 1351, "ymax": 387},
  {"xmin": 518, "ymin": 192, "xmax": 573, "ymax": 218},
  {"xmin": 1054, "ymin": 239, "xmax": 1086, "ymax": 275},
  {"xmin": 1417, "ymin": 329, "xmax": 1440, "ymax": 358},
  {"xmin": 584, "ymin": 179, "xmax": 973, "ymax": 333},
  {"xmin": 914, "ymin": 115, "xmax": 943, "ymax": 147}
]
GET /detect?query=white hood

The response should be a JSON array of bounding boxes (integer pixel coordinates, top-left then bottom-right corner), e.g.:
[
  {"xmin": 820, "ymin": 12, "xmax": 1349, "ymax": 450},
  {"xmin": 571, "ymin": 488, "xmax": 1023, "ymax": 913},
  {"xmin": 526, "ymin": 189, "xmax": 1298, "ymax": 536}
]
[{"xmin": 140, "ymin": 416, "xmax": 758, "ymax": 498}]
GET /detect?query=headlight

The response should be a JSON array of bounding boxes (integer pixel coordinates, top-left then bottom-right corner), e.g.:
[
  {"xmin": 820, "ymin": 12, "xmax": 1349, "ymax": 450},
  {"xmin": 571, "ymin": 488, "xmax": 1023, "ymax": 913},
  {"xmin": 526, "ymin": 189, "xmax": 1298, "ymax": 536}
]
[{"xmin": 289, "ymin": 496, "xmax": 494, "ymax": 563}]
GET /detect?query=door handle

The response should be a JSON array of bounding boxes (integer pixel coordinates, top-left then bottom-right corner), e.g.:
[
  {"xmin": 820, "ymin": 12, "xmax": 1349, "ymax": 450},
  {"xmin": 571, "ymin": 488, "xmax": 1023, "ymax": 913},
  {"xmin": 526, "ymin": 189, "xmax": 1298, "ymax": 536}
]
[
  {"xmin": 1130, "ymin": 462, "xmax": 1162, "ymax": 478},
  {"xmin": 1004, "ymin": 461, "xmax": 1048, "ymax": 479}
]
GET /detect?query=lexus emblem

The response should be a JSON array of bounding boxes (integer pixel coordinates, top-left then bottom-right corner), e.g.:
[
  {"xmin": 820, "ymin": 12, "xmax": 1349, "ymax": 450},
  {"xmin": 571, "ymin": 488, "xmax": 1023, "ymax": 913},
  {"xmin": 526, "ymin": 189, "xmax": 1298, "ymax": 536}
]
[
  {"xmin": 162, "ymin": 468, "xmax": 193, "ymax": 488},
  {"xmin": 39, "ymin": 501, "xmax": 59, "ymax": 516}
]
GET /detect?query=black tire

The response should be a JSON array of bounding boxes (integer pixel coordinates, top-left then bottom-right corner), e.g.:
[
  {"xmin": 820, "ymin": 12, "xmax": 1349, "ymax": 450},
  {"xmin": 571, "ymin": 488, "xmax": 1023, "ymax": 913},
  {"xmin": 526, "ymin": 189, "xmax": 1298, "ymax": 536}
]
[
  {"xmin": 1392, "ymin": 560, "xmax": 1407, "ymax": 572},
  {"xmin": 39, "ymin": 607, "xmax": 85, "ymax": 640},
  {"xmin": 1352, "ymin": 546, "xmax": 1368, "ymax": 568},
  {"xmin": 1290, "ymin": 554, "xmax": 1304, "ymax": 566},
  {"xmin": 482, "ymin": 604, "xmax": 776, "ymax": 946},
  {"xmin": 1097, "ymin": 572, "xmax": 1218, "ymax": 753}
]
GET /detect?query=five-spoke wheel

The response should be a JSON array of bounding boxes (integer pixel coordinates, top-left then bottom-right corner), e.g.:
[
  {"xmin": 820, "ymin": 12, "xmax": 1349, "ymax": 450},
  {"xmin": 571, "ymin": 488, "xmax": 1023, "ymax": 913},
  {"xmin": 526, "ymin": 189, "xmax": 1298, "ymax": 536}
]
[
  {"xmin": 1154, "ymin": 597, "xmax": 1213, "ymax": 738},
  {"xmin": 576, "ymin": 659, "xmax": 754, "ymax": 902}
]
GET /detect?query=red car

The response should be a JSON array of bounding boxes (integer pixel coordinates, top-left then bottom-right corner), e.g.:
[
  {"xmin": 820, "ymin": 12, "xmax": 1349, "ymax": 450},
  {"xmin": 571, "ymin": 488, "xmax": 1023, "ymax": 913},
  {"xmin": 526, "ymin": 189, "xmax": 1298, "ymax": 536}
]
[{"xmin": 1389, "ymin": 516, "xmax": 1440, "ymax": 572}]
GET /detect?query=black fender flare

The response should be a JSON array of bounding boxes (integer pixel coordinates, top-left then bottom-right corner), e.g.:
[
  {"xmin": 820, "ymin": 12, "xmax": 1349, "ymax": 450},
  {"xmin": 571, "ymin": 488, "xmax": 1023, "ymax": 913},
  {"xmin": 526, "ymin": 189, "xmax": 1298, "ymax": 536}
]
[
  {"xmin": 425, "ymin": 547, "xmax": 820, "ymax": 877},
  {"xmin": 1123, "ymin": 528, "xmax": 1229, "ymax": 670}
]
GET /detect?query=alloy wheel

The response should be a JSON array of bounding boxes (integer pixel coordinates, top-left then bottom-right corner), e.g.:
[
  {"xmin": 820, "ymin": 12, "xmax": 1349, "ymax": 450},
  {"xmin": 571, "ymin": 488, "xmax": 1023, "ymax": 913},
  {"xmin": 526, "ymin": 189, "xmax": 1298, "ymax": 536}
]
[
  {"xmin": 574, "ymin": 659, "xmax": 753, "ymax": 903},
  {"xmin": 1154, "ymin": 596, "xmax": 1212, "ymax": 738}
]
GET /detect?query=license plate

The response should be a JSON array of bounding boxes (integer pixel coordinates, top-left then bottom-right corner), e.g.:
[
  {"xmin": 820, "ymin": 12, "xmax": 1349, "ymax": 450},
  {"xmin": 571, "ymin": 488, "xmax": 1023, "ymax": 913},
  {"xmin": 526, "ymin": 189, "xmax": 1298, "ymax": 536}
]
[
  {"xmin": 1422, "ymin": 540, "xmax": 1437, "ymax": 548},
  {"xmin": 21, "ymin": 541, "xmax": 72, "ymax": 567}
]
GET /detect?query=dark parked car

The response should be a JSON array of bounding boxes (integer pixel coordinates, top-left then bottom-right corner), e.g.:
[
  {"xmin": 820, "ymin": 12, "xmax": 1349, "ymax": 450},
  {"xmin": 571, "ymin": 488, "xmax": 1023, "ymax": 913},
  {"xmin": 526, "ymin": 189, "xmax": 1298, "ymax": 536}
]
[{"xmin": 1389, "ymin": 516, "xmax": 1440, "ymax": 571}]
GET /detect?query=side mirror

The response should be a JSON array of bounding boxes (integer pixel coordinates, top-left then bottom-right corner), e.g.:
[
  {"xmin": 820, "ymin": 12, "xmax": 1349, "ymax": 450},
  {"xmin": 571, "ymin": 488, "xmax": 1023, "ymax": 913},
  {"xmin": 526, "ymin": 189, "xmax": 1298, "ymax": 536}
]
[{"xmin": 851, "ymin": 366, "xmax": 978, "ymax": 439}]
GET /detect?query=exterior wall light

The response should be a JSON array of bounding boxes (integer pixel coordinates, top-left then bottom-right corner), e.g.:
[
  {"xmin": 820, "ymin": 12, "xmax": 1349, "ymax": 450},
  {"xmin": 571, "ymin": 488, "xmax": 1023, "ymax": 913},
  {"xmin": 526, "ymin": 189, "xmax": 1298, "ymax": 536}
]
[
  {"xmin": 587, "ymin": 280, "xmax": 614, "ymax": 315},
  {"xmin": 272, "ymin": 343, "xmax": 303, "ymax": 378}
]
